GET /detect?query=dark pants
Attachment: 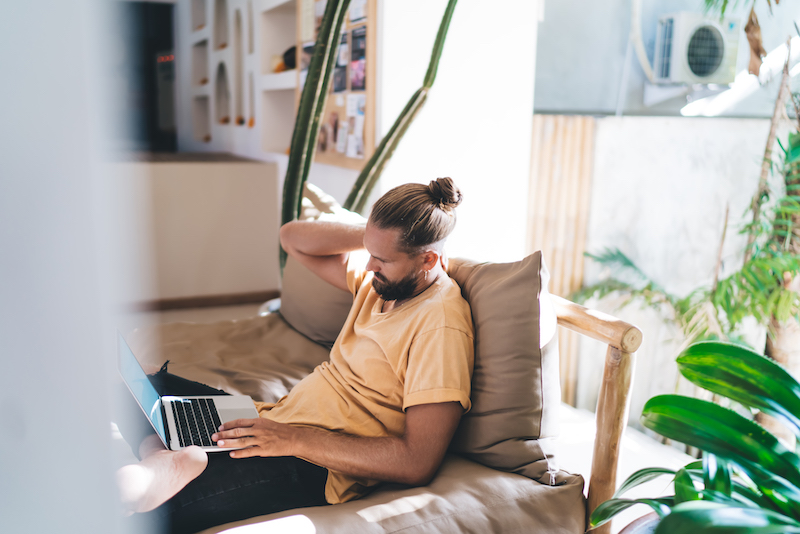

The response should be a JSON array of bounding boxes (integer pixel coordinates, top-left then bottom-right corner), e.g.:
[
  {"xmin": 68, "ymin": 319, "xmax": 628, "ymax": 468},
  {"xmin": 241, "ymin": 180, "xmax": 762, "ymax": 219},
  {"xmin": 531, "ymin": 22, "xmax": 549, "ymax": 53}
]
[{"xmin": 117, "ymin": 365, "xmax": 328, "ymax": 534}]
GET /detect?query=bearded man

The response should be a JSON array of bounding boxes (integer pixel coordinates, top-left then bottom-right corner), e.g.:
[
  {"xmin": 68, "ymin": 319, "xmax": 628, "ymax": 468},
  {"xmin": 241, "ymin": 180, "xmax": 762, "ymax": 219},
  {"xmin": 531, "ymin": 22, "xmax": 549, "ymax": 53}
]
[{"xmin": 119, "ymin": 177, "xmax": 474, "ymax": 534}]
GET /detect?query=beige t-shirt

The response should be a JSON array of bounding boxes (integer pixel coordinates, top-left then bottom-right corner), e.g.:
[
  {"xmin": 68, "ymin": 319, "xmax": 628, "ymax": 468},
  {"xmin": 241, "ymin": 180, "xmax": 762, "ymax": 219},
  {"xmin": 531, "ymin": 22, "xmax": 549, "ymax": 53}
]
[{"xmin": 257, "ymin": 252, "xmax": 474, "ymax": 503}]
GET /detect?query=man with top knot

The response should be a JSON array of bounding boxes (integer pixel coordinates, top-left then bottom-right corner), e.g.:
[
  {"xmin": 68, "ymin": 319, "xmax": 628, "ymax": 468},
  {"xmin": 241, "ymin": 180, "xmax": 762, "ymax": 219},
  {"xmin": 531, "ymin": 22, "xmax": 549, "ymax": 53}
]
[{"xmin": 118, "ymin": 177, "xmax": 474, "ymax": 534}]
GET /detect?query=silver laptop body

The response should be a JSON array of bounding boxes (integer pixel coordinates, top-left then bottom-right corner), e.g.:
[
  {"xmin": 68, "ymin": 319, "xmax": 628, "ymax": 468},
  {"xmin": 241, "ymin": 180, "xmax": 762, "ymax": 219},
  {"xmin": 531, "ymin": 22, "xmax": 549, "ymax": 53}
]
[{"xmin": 117, "ymin": 331, "xmax": 259, "ymax": 452}]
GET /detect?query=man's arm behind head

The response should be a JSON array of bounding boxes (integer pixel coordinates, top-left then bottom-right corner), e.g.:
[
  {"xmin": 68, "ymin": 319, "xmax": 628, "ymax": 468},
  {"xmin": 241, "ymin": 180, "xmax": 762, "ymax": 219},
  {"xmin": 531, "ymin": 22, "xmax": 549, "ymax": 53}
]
[{"xmin": 279, "ymin": 220, "xmax": 366, "ymax": 292}]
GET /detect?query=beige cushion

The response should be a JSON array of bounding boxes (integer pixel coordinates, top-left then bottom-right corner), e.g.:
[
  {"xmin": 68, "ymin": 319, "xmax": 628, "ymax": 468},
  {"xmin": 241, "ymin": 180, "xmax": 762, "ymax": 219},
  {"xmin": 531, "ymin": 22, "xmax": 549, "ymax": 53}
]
[
  {"xmin": 448, "ymin": 253, "xmax": 568, "ymax": 485},
  {"xmin": 280, "ymin": 255, "xmax": 354, "ymax": 349},
  {"xmin": 278, "ymin": 184, "xmax": 365, "ymax": 349},
  {"xmin": 198, "ymin": 454, "xmax": 585, "ymax": 534},
  {"xmin": 126, "ymin": 313, "xmax": 331, "ymax": 402}
]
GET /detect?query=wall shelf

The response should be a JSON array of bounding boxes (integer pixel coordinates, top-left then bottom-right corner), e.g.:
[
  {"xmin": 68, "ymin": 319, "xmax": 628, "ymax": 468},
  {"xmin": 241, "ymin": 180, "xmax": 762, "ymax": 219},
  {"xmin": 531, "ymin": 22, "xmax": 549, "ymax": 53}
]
[
  {"xmin": 260, "ymin": 0, "xmax": 296, "ymax": 75},
  {"xmin": 261, "ymin": 70, "xmax": 297, "ymax": 91},
  {"xmin": 191, "ymin": 0, "xmax": 207, "ymax": 31},
  {"xmin": 262, "ymin": 0, "xmax": 294, "ymax": 12},
  {"xmin": 192, "ymin": 40, "xmax": 209, "ymax": 86}
]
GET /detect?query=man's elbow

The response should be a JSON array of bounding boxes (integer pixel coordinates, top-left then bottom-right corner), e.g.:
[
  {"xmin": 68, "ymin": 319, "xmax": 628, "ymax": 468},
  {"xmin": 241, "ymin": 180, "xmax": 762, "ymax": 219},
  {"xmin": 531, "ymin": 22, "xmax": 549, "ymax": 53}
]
[{"xmin": 402, "ymin": 461, "xmax": 441, "ymax": 487}]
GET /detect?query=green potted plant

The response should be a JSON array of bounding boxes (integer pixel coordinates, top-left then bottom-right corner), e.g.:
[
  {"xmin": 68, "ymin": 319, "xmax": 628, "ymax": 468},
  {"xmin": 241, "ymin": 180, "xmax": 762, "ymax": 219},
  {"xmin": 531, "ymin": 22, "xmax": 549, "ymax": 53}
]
[{"xmin": 590, "ymin": 340, "xmax": 800, "ymax": 532}]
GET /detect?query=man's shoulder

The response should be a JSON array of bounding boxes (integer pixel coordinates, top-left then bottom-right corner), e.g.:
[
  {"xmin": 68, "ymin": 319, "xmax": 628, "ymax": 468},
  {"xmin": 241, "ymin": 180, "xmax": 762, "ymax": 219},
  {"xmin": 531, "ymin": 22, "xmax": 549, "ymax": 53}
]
[{"xmin": 421, "ymin": 274, "xmax": 473, "ymax": 336}]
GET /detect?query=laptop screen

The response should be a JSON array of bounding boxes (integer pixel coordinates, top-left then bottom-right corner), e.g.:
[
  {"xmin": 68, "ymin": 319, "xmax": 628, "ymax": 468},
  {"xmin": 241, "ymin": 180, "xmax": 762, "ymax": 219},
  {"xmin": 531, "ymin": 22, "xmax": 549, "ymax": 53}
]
[{"xmin": 117, "ymin": 332, "xmax": 168, "ymax": 444}]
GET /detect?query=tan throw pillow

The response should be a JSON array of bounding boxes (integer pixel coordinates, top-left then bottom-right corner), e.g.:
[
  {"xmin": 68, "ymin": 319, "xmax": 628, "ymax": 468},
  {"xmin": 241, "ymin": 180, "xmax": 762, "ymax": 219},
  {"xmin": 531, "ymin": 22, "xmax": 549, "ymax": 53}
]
[
  {"xmin": 448, "ymin": 252, "xmax": 568, "ymax": 485},
  {"xmin": 280, "ymin": 255, "xmax": 354, "ymax": 348},
  {"xmin": 279, "ymin": 184, "xmax": 364, "ymax": 348}
]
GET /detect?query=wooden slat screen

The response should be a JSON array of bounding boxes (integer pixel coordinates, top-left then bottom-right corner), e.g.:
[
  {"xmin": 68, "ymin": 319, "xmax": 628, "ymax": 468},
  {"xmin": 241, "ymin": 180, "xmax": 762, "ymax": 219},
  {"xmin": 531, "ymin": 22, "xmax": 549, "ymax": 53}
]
[{"xmin": 527, "ymin": 114, "xmax": 595, "ymax": 406}]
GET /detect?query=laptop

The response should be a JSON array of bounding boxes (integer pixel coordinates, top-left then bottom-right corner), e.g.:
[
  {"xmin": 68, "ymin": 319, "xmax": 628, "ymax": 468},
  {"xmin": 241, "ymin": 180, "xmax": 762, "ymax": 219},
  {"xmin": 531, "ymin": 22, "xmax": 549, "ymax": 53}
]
[{"xmin": 118, "ymin": 331, "xmax": 259, "ymax": 452}]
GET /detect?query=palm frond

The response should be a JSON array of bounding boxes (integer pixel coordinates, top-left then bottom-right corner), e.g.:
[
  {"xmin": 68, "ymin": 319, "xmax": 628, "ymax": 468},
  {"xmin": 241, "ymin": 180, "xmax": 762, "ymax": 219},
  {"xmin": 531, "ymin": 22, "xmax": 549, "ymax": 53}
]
[{"xmin": 584, "ymin": 248, "xmax": 660, "ymax": 287}]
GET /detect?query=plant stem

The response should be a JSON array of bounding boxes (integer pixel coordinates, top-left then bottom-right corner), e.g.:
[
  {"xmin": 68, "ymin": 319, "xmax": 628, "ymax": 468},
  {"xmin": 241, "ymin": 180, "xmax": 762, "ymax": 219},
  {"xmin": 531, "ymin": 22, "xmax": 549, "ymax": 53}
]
[
  {"xmin": 280, "ymin": 0, "xmax": 351, "ymax": 269},
  {"xmin": 712, "ymin": 204, "xmax": 730, "ymax": 292},
  {"xmin": 744, "ymin": 38, "xmax": 792, "ymax": 264}
]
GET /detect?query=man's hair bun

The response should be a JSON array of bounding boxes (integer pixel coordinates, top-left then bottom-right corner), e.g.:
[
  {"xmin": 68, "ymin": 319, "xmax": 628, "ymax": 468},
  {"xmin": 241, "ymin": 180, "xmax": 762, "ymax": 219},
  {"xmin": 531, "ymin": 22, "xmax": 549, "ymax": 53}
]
[{"xmin": 428, "ymin": 177, "xmax": 462, "ymax": 211}]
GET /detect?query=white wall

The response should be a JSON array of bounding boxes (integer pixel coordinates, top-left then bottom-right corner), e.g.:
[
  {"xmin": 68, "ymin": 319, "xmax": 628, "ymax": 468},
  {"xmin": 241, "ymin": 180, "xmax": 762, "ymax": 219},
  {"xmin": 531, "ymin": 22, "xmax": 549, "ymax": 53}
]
[
  {"xmin": 576, "ymin": 115, "xmax": 791, "ymax": 428},
  {"xmin": 0, "ymin": 2, "xmax": 119, "ymax": 532},
  {"xmin": 377, "ymin": 0, "xmax": 540, "ymax": 263},
  {"xmin": 535, "ymin": 0, "xmax": 800, "ymax": 116},
  {"xmin": 111, "ymin": 160, "xmax": 281, "ymax": 303}
]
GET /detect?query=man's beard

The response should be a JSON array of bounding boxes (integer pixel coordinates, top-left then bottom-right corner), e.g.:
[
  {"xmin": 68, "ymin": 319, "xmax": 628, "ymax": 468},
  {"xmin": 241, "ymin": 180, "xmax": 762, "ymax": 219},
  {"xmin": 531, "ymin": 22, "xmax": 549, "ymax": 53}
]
[{"xmin": 371, "ymin": 270, "xmax": 421, "ymax": 301}]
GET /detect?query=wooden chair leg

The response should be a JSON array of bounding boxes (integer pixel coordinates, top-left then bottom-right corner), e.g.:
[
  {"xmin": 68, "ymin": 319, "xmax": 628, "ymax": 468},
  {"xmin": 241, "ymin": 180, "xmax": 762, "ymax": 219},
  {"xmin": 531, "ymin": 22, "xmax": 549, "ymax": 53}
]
[{"xmin": 586, "ymin": 346, "xmax": 635, "ymax": 533}]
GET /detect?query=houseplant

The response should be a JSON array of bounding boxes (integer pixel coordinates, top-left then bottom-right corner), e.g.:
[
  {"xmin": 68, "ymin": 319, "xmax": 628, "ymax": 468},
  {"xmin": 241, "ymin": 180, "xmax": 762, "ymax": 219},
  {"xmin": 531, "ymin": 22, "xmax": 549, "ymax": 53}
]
[
  {"xmin": 590, "ymin": 340, "xmax": 800, "ymax": 532},
  {"xmin": 280, "ymin": 0, "xmax": 459, "ymax": 267},
  {"xmin": 575, "ymin": 48, "xmax": 800, "ymax": 375}
]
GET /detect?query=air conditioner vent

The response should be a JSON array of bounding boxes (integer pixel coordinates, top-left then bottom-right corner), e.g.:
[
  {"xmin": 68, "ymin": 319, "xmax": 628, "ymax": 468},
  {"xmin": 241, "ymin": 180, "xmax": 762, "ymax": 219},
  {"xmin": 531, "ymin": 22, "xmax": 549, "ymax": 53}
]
[
  {"xmin": 687, "ymin": 25, "xmax": 724, "ymax": 76},
  {"xmin": 653, "ymin": 12, "xmax": 740, "ymax": 85},
  {"xmin": 657, "ymin": 17, "xmax": 674, "ymax": 79}
]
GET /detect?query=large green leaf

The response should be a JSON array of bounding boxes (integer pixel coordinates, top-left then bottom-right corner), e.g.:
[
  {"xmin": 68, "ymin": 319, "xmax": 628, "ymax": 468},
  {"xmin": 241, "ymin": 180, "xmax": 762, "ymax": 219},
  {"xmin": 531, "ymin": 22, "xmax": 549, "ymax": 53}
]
[
  {"xmin": 675, "ymin": 467, "xmax": 702, "ymax": 503},
  {"xmin": 589, "ymin": 497, "xmax": 673, "ymax": 529},
  {"xmin": 685, "ymin": 464, "xmax": 781, "ymax": 512},
  {"xmin": 677, "ymin": 342, "xmax": 800, "ymax": 436},
  {"xmin": 642, "ymin": 395, "xmax": 800, "ymax": 517},
  {"xmin": 613, "ymin": 467, "xmax": 677, "ymax": 498},
  {"xmin": 642, "ymin": 395, "xmax": 800, "ymax": 484},
  {"xmin": 653, "ymin": 501, "xmax": 800, "ymax": 533},
  {"xmin": 703, "ymin": 453, "xmax": 732, "ymax": 497}
]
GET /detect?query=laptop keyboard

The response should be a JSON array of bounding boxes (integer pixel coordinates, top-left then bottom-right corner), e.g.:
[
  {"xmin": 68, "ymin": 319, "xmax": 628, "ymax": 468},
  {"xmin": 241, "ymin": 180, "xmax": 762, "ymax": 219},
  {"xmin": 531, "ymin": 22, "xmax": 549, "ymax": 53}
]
[{"xmin": 169, "ymin": 398, "xmax": 223, "ymax": 448}]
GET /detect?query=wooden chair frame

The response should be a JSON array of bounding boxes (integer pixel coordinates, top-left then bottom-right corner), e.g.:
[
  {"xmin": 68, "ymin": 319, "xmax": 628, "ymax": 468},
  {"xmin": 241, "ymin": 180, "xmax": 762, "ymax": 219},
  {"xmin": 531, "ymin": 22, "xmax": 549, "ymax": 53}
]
[{"xmin": 552, "ymin": 295, "xmax": 643, "ymax": 534}]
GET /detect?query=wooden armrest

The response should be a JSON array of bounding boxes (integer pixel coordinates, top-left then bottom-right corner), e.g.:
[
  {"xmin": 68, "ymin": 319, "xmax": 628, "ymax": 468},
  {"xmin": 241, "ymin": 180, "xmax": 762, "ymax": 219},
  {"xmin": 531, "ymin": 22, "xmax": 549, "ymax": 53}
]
[
  {"xmin": 552, "ymin": 295, "xmax": 642, "ymax": 353},
  {"xmin": 551, "ymin": 294, "xmax": 642, "ymax": 534}
]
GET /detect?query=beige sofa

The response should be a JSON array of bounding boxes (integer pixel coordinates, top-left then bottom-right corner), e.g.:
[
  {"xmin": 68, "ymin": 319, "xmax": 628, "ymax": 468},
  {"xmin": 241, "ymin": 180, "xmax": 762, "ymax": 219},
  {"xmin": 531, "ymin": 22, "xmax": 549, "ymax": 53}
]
[{"xmin": 126, "ymin": 190, "xmax": 641, "ymax": 534}]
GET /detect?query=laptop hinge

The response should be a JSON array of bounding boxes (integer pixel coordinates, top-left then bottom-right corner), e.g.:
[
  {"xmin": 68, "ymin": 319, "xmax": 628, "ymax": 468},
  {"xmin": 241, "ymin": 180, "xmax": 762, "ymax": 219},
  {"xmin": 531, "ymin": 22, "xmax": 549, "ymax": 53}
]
[{"xmin": 160, "ymin": 400, "xmax": 173, "ymax": 449}]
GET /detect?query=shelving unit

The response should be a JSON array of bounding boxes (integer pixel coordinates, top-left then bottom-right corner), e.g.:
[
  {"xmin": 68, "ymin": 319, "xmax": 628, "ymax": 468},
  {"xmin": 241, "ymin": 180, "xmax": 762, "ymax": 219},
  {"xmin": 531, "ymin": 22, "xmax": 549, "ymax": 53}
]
[
  {"xmin": 215, "ymin": 63, "xmax": 231, "ymax": 124},
  {"xmin": 259, "ymin": 0, "xmax": 296, "ymax": 75},
  {"xmin": 177, "ymin": 0, "xmax": 377, "ymax": 166},
  {"xmin": 191, "ymin": 0, "xmax": 207, "ymax": 31},
  {"xmin": 193, "ymin": 96, "xmax": 211, "ymax": 141},
  {"xmin": 213, "ymin": 0, "xmax": 229, "ymax": 50},
  {"xmin": 261, "ymin": 70, "xmax": 296, "ymax": 91},
  {"xmin": 192, "ymin": 40, "xmax": 209, "ymax": 86}
]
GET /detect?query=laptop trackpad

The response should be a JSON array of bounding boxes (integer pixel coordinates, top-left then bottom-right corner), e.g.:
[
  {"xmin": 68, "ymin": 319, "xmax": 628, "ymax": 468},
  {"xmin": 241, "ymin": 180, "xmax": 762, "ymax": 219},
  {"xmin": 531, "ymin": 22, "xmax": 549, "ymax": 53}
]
[{"xmin": 213, "ymin": 395, "xmax": 260, "ymax": 424}]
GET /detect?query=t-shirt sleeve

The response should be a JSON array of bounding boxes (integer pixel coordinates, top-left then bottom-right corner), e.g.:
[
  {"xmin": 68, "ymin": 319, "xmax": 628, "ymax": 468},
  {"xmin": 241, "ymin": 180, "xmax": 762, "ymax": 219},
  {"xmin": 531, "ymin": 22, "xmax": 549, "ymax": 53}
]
[
  {"xmin": 403, "ymin": 326, "xmax": 474, "ymax": 412},
  {"xmin": 346, "ymin": 250, "xmax": 371, "ymax": 296}
]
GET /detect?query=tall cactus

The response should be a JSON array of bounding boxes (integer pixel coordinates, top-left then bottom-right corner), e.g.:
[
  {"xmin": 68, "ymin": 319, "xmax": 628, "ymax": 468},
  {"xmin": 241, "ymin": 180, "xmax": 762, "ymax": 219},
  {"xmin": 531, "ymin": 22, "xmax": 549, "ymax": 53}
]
[
  {"xmin": 280, "ymin": 0, "xmax": 351, "ymax": 268},
  {"xmin": 344, "ymin": 0, "xmax": 458, "ymax": 214}
]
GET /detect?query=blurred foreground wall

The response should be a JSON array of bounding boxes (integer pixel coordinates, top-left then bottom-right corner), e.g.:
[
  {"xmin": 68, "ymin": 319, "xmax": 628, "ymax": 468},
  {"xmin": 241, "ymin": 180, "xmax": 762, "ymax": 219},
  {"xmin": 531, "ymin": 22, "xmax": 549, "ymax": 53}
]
[{"xmin": 1, "ymin": 2, "xmax": 120, "ymax": 532}]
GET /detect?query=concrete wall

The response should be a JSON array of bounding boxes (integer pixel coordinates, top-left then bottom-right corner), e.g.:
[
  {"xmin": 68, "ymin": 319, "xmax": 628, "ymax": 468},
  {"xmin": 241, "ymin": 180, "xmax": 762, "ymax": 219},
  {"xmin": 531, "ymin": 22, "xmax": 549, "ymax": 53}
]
[
  {"xmin": 575, "ymin": 115, "xmax": 791, "ymax": 427},
  {"xmin": 534, "ymin": 0, "xmax": 800, "ymax": 116}
]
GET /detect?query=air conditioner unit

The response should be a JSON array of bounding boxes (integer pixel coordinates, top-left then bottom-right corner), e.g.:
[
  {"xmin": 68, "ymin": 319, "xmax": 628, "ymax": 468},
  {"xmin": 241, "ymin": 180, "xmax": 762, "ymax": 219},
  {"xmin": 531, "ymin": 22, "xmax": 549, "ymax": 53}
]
[{"xmin": 653, "ymin": 12, "xmax": 740, "ymax": 85}]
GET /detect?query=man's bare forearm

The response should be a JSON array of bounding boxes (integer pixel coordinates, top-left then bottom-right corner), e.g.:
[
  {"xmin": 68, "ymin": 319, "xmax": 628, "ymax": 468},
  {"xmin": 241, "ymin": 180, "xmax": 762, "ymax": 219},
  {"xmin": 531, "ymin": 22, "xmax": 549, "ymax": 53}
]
[
  {"xmin": 291, "ymin": 427, "xmax": 434, "ymax": 485},
  {"xmin": 215, "ymin": 402, "xmax": 463, "ymax": 487},
  {"xmin": 280, "ymin": 220, "xmax": 366, "ymax": 258}
]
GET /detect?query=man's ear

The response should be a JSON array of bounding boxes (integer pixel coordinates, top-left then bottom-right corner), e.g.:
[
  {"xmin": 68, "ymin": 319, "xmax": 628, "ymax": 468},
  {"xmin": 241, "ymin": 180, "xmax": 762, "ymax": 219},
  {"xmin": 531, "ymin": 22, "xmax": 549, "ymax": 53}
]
[{"xmin": 421, "ymin": 250, "xmax": 440, "ymax": 271}]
